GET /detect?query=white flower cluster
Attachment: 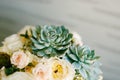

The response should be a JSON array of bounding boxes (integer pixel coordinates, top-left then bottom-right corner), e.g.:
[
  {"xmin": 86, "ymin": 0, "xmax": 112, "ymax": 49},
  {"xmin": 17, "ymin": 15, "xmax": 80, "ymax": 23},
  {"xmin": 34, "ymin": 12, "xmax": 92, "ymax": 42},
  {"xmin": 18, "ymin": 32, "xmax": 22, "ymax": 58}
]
[{"xmin": 1, "ymin": 57, "xmax": 75, "ymax": 80}]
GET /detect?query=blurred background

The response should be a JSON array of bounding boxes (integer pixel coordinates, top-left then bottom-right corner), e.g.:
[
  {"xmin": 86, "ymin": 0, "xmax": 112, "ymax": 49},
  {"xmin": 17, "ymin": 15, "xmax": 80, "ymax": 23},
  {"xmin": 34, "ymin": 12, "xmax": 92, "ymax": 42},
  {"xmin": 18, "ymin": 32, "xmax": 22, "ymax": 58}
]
[{"xmin": 0, "ymin": 0, "xmax": 120, "ymax": 80}]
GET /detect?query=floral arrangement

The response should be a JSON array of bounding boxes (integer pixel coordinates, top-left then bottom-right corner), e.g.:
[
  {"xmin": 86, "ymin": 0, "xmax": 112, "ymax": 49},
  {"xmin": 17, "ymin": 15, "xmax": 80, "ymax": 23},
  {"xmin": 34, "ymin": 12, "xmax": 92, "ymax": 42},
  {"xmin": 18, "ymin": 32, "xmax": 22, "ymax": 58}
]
[{"xmin": 0, "ymin": 25, "xmax": 102, "ymax": 80}]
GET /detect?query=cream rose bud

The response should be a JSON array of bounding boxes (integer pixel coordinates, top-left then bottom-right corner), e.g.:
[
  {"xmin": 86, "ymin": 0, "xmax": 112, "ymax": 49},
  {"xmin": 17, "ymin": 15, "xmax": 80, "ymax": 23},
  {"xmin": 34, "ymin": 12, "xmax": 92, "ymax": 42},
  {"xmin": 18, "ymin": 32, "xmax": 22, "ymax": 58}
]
[
  {"xmin": 72, "ymin": 32, "xmax": 83, "ymax": 46},
  {"xmin": 2, "ymin": 34, "xmax": 23, "ymax": 53},
  {"xmin": 32, "ymin": 60, "xmax": 49, "ymax": 80},
  {"xmin": 48, "ymin": 58, "xmax": 75, "ymax": 80},
  {"xmin": 11, "ymin": 50, "xmax": 30, "ymax": 69}
]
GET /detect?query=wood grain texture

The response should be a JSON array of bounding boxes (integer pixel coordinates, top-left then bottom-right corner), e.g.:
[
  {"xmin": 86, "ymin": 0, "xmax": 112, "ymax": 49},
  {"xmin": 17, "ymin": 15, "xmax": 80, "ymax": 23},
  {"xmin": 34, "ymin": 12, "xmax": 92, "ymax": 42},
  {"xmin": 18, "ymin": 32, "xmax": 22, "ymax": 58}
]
[{"xmin": 0, "ymin": 0, "xmax": 120, "ymax": 79}]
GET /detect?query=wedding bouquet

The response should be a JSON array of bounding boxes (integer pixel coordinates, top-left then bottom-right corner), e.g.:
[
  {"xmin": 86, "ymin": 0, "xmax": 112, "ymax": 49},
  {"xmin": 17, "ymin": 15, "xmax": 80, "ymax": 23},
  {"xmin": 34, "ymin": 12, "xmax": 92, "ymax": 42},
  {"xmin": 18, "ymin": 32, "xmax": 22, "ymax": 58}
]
[{"xmin": 0, "ymin": 25, "xmax": 102, "ymax": 80}]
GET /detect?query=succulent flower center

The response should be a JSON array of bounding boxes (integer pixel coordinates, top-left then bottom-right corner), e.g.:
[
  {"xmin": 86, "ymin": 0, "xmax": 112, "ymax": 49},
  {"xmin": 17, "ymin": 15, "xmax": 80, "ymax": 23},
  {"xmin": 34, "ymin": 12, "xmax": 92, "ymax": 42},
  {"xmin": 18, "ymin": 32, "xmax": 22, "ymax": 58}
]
[{"xmin": 47, "ymin": 31, "xmax": 57, "ymax": 41}]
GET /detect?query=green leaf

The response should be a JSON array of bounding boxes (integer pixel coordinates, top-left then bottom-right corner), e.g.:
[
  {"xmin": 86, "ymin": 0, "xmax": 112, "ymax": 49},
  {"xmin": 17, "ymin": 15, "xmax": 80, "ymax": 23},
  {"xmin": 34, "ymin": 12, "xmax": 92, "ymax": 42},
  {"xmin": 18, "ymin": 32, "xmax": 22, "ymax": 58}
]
[
  {"xmin": 37, "ymin": 51, "xmax": 45, "ymax": 56},
  {"xmin": 31, "ymin": 37, "xmax": 38, "ymax": 44},
  {"xmin": 0, "ymin": 53, "xmax": 11, "ymax": 68},
  {"xmin": 5, "ymin": 67, "xmax": 19, "ymax": 76},
  {"xmin": 32, "ymin": 29, "xmax": 38, "ymax": 38},
  {"xmin": 72, "ymin": 62, "xmax": 81, "ymax": 69},
  {"xmin": 79, "ymin": 68, "xmax": 87, "ymax": 79},
  {"xmin": 94, "ymin": 56, "xmax": 100, "ymax": 60},
  {"xmin": 67, "ymin": 53, "xmax": 78, "ymax": 61},
  {"xmin": 20, "ymin": 30, "xmax": 29, "ymax": 39},
  {"xmin": 34, "ymin": 44, "xmax": 46, "ymax": 49}
]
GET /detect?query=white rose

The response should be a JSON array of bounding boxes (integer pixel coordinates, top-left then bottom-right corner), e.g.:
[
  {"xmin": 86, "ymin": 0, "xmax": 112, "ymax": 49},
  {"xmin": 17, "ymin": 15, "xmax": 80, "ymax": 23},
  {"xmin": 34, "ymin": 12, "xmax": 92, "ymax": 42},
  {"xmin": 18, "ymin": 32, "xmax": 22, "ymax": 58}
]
[
  {"xmin": 1, "ymin": 72, "xmax": 34, "ymax": 80},
  {"xmin": 72, "ymin": 32, "xmax": 83, "ymax": 46},
  {"xmin": 32, "ymin": 59, "xmax": 49, "ymax": 80},
  {"xmin": 48, "ymin": 58, "xmax": 75, "ymax": 80},
  {"xmin": 11, "ymin": 50, "xmax": 30, "ymax": 69},
  {"xmin": 2, "ymin": 34, "xmax": 23, "ymax": 53}
]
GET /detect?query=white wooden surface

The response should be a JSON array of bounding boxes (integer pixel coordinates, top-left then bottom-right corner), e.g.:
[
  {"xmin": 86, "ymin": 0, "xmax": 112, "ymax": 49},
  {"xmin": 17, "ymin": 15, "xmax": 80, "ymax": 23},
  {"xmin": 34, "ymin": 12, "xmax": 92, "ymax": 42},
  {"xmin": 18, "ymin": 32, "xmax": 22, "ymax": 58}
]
[{"xmin": 0, "ymin": 0, "xmax": 120, "ymax": 80}]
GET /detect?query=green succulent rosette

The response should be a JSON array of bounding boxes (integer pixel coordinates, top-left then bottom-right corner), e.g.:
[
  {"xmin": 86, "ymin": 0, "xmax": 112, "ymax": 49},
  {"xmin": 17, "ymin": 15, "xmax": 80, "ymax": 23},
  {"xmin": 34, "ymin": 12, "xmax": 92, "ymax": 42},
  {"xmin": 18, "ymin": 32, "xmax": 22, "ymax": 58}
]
[
  {"xmin": 65, "ymin": 45, "xmax": 102, "ymax": 80},
  {"xmin": 31, "ymin": 25, "xmax": 73, "ymax": 58}
]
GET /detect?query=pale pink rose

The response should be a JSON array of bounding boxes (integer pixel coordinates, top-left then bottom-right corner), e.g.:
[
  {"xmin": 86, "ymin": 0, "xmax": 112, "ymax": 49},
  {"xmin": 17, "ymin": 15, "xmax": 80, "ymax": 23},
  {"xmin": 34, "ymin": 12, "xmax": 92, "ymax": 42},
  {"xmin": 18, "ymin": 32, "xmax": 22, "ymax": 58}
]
[
  {"xmin": 11, "ymin": 50, "xmax": 30, "ymax": 69},
  {"xmin": 72, "ymin": 32, "xmax": 83, "ymax": 46},
  {"xmin": 32, "ymin": 61, "xmax": 49, "ymax": 80}
]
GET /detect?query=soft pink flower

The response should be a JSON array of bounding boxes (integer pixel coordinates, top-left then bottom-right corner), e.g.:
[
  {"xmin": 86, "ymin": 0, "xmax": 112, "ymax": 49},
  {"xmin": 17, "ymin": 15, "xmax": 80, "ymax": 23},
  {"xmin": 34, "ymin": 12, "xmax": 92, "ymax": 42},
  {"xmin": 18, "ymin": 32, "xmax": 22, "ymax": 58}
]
[
  {"xmin": 11, "ymin": 50, "xmax": 30, "ymax": 69},
  {"xmin": 32, "ymin": 61, "xmax": 49, "ymax": 80}
]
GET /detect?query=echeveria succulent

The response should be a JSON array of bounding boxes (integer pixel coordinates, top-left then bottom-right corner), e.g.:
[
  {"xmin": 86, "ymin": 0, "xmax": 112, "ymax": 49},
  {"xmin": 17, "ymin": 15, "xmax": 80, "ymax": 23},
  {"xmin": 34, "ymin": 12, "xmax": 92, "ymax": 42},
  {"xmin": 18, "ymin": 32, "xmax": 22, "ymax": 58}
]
[
  {"xmin": 31, "ymin": 25, "xmax": 73, "ymax": 58},
  {"xmin": 65, "ymin": 45, "xmax": 102, "ymax": 80}
]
